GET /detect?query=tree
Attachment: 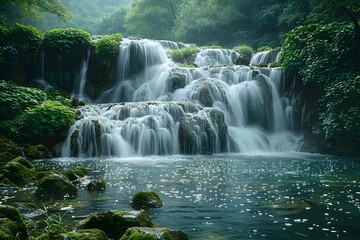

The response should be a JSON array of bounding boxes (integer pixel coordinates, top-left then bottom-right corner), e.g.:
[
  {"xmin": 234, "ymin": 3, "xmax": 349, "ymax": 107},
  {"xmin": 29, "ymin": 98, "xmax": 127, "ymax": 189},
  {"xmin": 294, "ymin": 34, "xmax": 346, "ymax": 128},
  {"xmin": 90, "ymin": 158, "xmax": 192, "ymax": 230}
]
[
  {"xmin": 0, "ymin": 0, "xmax": 71, "ymax": 25},
  {"xmin": 125, "ymin": 0, "xmax": 184, "ymax": 39}
]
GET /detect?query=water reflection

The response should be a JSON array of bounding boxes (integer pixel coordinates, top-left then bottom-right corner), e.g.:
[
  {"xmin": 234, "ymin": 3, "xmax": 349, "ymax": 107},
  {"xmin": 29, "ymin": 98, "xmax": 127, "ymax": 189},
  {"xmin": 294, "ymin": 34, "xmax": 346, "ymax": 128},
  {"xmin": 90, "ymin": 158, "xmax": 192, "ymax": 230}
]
[{"xmin": 3, "ymin": 153, "xmax": 360, "ymax": 239}]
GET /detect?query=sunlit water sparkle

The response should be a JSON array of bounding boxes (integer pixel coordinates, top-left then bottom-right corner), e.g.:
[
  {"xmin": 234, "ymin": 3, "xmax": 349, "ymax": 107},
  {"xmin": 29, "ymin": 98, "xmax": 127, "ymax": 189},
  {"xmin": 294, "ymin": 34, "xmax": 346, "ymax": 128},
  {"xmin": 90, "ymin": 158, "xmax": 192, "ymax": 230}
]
[{"xmin": 2, "ymin": 153, "xmax": 360, "ymax": 240}]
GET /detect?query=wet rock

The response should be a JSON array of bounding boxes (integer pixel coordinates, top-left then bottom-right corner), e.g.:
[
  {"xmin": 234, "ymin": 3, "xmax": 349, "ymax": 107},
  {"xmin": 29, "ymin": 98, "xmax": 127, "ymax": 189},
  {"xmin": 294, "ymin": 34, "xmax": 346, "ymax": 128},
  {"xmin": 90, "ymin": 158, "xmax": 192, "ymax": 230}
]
[
  {"xmin": 130, "ymin": 190, "xmax": 163, "ymax": 210},
  {"xmin": 166, "ymin": 69, "xmax": 188, "ymax": 92},
  {"xmin": 120, "ymin": 227, "xmax": 189, "ymax": 240},
  {"xmin": 79, "ymin": 210, "xmax": 155, "ymax": 240},
  {"xmin": 0, "ymin": 158, "xmax": 36, "ymax": 187},
  {"xmin": 64, "ymin": 166, "xmax": 91, "ymax": 182},
  {"xmin": 179, "ymin": 108, "xmax": 228, "ymax": 154},
  {"xmin": 35, "ymin": 172, "xmax": 77, "ymax": 199},
  {"xmin": 87, "ymin": 180, "xmax": 106, "ymax": 192},
  {"xmin": 0, "ymin": 205, "xmax": 28, "ymax": 240},
  {"xmin": 36, "ymin": 229, "xmax": 109, "ymax": 240}
]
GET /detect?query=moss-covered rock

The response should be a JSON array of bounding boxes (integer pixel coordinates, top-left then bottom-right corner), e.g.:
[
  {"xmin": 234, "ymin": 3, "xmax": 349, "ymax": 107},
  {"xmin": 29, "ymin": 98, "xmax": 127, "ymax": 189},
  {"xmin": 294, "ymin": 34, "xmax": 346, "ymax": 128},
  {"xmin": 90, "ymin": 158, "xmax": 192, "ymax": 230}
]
[
  {"xmin": 0, "ymin": 136, "xmax": 22, "ymax": 166},
  {"xmin": 25, "ymin": 144, "xmax": 52, "ymax": 159},
  {"xmin": 35, "ymin": 229, "xmax": 109, "ymax": 240},
  {"xmin": 0, "ymin": 205, "xmax": 28, "ymax": 240},
  {"xmin": 0, "ymin": 160, "xmax": 36, "ymax": 186},
  {"xmin": 10, "ymin": 156, "xmax": 34, "ymax": 169},
  {"xmin": 35, "ymin": 172, "xmax": 77, "ymax": 199},
  {"xmin": 87, "ymin": 180, "xmax": 106, "ymax": 192},
  {"xmin": 64, "ymin": 166, "xmax": 91, "ymax": 181},
  {"xmin": 130, "ymin": 190, "xmax": 163, "ymax": 210},
  {"xmin": 120, "ymin": 227, "xmax": 189, "ymax": 240},
  {"xmin": 79, "ymin": 210, "xmax": 155, "ymax": 240}
]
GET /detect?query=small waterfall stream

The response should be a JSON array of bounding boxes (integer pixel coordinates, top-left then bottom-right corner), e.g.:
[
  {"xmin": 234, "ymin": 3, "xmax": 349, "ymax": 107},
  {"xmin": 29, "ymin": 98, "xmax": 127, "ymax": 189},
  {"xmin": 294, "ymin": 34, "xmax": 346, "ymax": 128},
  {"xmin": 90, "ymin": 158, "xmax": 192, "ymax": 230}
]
[
  {"xmin": 62, "ymin": 39, "xmax": 300, "ymax": 157},
  {"xmin": 72, "ymin": 49, "xmax": 91, "ymax": 102}
]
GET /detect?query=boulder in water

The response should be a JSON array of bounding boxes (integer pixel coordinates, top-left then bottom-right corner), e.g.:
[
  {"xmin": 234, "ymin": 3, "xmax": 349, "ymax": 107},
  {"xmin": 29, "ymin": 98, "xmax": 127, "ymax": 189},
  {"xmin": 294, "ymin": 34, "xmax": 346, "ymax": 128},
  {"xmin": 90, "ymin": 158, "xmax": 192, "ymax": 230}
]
[
  {"xmin": 35, "ymin": 172, "xmax": 77, "ymax": 199},
  {"xmin": 64, "ymin": 166, "xmax": 91, "ymax": 182},
  {"xmin": 87, "ymin": 180, "xmax": 106, "ymax": 192},
  {"xmin": 79, "ymin": 210, "xmax": 155, "ymax": 240},
  {"xmin": 0, "ymin": 205, "xmax": 28, "ymax": 240},
  {"xmin": 0, "ymin": 158, "xmax": 36, "ymax": 187},
  {"xmin": 129, "ymin": 190, "xmax": 163, "ymax": 210},
  {"xmin": 36, "ymin": 229, "xmax": 110, "ymax": 240},
  {"xmin": 120, "ymin": 227, "xmax": 189, "ymax": 240}
]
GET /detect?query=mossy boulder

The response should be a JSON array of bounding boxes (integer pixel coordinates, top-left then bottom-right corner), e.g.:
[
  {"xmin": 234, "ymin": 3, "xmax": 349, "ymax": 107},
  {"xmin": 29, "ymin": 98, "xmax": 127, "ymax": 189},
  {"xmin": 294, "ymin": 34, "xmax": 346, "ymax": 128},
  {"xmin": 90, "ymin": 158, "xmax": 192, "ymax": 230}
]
[
  {"xmin": 64, "ymin": 166, "xmax": 91, "ymax": 181},
  {"xmin": 120, "ymin": 227, "xmax": 189, "ymax": 240},
  {"xmin": 79, "ymin": 210, "xmax": 155, "ymax": 240},
  {"xmin": 129, "ymin": 190, "xmax": 163, "ymax": 210},
  {"xmin": 0, "ymin": 205, "xmax": 28, "ymax": 240},
  {"xmin": 87, "ymin": 180, "xmax": 106, "ymax": 192},
  {"xmin": 35, "ymin": 172, "xmax": 77, "ymax": 199},
  {"xmin": 25, "ymin": 144, "xmax": 51, "ymax": 159},
  {"xmin": 0, "ymin": 136, "xmax": 22, "ymax": 166},
  {"xmin": 36, "ymin": 229, "xmax": 109, "ymax": 240},
  {"xmin": 0, "ymin": 159, "xmax": 36, "ymax": 186}
]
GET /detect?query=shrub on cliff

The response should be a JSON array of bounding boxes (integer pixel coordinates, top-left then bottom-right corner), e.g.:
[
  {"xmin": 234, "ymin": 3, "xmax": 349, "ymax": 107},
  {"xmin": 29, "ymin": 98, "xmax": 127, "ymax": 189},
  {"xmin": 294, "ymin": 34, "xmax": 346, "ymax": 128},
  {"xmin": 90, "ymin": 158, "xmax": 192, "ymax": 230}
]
[{"xmin": 42, "ymin": 28, "xmax": 91, "ymax": 91}]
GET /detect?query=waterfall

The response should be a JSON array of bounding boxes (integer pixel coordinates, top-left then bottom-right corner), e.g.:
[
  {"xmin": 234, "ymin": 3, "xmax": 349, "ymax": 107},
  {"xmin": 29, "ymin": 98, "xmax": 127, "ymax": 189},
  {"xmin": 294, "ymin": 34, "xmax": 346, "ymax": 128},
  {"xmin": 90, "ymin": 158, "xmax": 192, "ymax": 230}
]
[
  {"xmin": 250, "ymin": 48, "xmax": 281, "ymax": 66},
  {"xmin": 63, "ymin": 39, "xmax": 299, "ymax": 157},
  {"xmin": 72, "ymin": 49, "xmax": 91, "ymax": 102},
  {"xmin": 34, "ymin": 51, "xmax": 53, "ymax": 90}
]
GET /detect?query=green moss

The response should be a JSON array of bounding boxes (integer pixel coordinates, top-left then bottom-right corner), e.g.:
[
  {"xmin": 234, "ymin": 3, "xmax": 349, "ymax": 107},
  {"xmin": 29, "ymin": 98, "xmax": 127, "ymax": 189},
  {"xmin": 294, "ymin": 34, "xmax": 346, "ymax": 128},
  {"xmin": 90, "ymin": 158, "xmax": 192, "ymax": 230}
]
[
  {"xmin": 0, "ymin": 135, "xmax": 21, "ymax": 166},
  {"xmin": 120, "ymin": 228, "xmax": 157, "ymax": 240},
  {"xmin": 80, "ymin": 210, "xmax": 155, "ymax": 240},
  {"xmin": 64, "ymin": 166, "xmax": 91, "ymax": 181},
  {"xmin": 169, "ymin": 47, "xmax": 198, "ymax": 63},
  {"xmin": 87, "ymin": 180, "xmax": 106, "ymax": 192},
  {"xmin": 0, "ymin": 161, "xmax": 36, "ymax": 186},
  {"xmin": 10, "ymin": 156, "xmax": 34, "ymax": 169},
  {"xmin": 35, "ymin": 173, "xmax": 77, "ymax": 199},
  {"xmin": 120, "ymin": 228, "xmax": 189, "ymax": 240},
  {"xmin": 233, "ymin": 44, "xmax": 255, "ymax": 65},
  {"xmin": 0, "ymin": 205, "xmax": 28, "ymax": 240},
  {"xmin": 130, "ymin": 190, "xmax": 163, "ymax": 210}
]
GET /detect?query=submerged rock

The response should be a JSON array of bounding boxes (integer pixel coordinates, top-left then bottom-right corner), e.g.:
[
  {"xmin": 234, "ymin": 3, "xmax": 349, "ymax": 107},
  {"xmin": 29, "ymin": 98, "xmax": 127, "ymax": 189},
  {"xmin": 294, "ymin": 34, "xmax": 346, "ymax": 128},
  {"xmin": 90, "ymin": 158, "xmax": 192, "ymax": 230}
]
[
  {"xmin": 79, "ymin": 210, "xmax": 155, "ymax": 240},
  {"xmin": 120, "ymin": 227, "xmax": 189, "ymax": 240},
  {"xmin": 64, "ymin": 166, "xmax": 91, "ymax": 181},
  {"xmin": 87, "ymin": 180, "xmax": 106, "ymax": 192},
  {"xmin": 130, "ymin": 190, "xmax": 163, "ymax": 210},
  {"xmin": 35, "ymin": 172, "xmax": 77, "ymax": 199},
  {"xmin": 0, "ymin": 205, "xmax": 28, "ymax": 240}
]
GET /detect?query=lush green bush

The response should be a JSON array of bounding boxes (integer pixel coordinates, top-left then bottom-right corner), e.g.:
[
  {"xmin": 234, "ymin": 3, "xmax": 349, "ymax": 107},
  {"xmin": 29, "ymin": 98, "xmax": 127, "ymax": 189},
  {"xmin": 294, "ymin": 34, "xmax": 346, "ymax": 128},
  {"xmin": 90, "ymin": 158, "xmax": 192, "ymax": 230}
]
[
  {"xmin": 9, "ymin": 100, "xmax": 74, "ymax": 143},
  {"xmin": 0, "ymin": 81, "xmax": 74, "ymax": 144},
  {"xmin": 94, "ymin": 33, "xmax": 122, "ymax": 69},
  {"xmin": 169, "ymin": 47, "xmax": 197, "ymax": 63},
  {"xmin": 0, "ymin": 24, "xmax": 43, "ymax": 83},
  {"xmin": 257, "ymin": 46, "xmax": 272, "ymax": 52},
  {"xmin": 280, "ymin": 22, "xmax": 360, "ymax": 143},
  {"xmin": 43, "ymin": 28, "xmax": 91, "ymax": 54},
  {"xmin": 233, "ymin": 44, "xmax": 255, "ymax": 64},
  {"xmin": 320, "ymin": 76, "xmax": 360, "ymax": 139},
  {"xmin": 279, "ymin": 23, "xmax": 360, "ymax": 87},
  {"xmin": 42, "ymin": 28, "xmax": 91, "ymax": 91},
  {"xmin": 0, "ymin": 80, "xmax": 47, "ymax": 120}
]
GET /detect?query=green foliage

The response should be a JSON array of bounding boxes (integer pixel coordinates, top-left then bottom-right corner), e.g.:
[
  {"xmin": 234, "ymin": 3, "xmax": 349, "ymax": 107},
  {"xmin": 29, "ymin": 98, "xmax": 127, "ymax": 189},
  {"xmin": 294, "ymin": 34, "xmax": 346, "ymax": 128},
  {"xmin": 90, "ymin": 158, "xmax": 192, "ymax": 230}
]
[
  {"xmin": 0, "ymin": 80, "xmax": 47, "ymax": 120},
  {"xmin": 97, "ymin": 7, "xmax": 128, "ymax": 35},
  {"xmin": 169, "ymin": 47, "xmax": 197, "ymax": 63},
  {"xmin": 43, "ymin": 28, "xmax": 90, "ymax": 54},
  {"xmin": 10, "ymin": 100, "xmax": 74, "ymax": 143},
  {"xmin": 257, "ymin": 46, "xmax": 273, "ymax": 52},
  {"xmin": 320, "ymin": 76, "xmax": 360, "ymax": 139},
  {"xmin": 280, "ymin": 22, "xmax": 360, "ymax": 87},
  {"xmin": 94, "ymin": 34, "xmax": 122, "ymax": 68},
  {"xmin": 280, "ymin": 22, "xmax": 360, "ymax": 142},
  {"xmin": 42, "ymin": 28, "xmax": 91, "ymax": 90},
  {"xmin": 0, "ymin": 24, "xmax": 43, "ymax": 83},
  {"xmin": 233, "ymin": 44, "xmax": 255, "ymax": 64}
]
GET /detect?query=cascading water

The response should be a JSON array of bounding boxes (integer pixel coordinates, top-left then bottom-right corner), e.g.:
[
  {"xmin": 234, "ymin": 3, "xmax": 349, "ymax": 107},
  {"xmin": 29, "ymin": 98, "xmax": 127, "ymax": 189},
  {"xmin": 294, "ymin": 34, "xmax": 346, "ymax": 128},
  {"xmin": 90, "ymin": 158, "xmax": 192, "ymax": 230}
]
[
  {"xmin": 62, "ymin": 39, "xmax": 300, "ymax": 157},
  {"xmin": 250, "ymin": 48, "xmax": 282, "ymax": 66},
  {"xmin": 72, "ymin": 49, "xmax": 90, "ymax": 102}
]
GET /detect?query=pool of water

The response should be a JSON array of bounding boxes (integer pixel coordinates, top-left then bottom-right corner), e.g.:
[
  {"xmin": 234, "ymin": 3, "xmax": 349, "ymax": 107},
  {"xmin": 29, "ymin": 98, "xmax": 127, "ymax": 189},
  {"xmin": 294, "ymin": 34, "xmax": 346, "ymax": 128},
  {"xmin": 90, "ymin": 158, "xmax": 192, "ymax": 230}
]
[{"xmin": 3, "ymin": 152, "xmax": 360, "ymax": 239}]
